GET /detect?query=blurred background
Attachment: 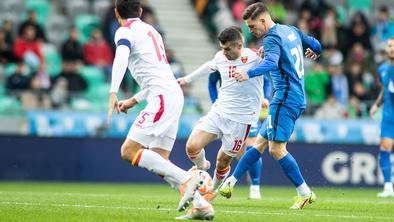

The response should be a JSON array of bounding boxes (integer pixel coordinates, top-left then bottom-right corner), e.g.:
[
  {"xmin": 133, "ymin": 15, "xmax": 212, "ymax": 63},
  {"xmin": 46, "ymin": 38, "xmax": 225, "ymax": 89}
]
[{"xmin": 0, "ymin": 0, "xmax": 393, "ymax": 187}]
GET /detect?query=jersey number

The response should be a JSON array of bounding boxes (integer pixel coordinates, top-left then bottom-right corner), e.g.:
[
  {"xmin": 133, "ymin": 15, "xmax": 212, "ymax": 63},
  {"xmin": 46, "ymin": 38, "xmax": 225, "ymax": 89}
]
[
  {"xmin": 148, "ymin": 31, "xmax": 168, "ymax": 64},
  {"xmin": 290, "ymin": 45, "xmax": 304, "ymax": 78},
  {"xmin": 228, "ymin": 66, "xmax": 236, "ymax": 78}
]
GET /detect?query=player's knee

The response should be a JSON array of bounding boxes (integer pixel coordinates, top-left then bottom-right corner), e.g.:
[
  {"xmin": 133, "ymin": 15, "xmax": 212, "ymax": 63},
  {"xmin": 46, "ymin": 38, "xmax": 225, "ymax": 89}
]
[
  {"xmin": 268, "ymin": 146, "xmax": 285, "ymax": 160},
  {"xmin": 185, "ymin": 139, "xmax": 202, "ymax": 156},
  {"xmin": 380, "ymin": 139, "xmax": 393, "ymax": 151},
  {"xmin": 120, "ymin": 143, "xmax": 134, "ymax": 162}
]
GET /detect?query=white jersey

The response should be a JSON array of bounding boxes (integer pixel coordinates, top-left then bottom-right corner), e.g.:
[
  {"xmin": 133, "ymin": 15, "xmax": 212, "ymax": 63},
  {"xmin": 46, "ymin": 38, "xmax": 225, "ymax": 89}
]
[
  {"xmin": 208, "ymin": 49, "xmax": 264, "ymax": 124},
  {"xmin": 114, "ymin": 18, "xmax": 180, "ymax": 97}
]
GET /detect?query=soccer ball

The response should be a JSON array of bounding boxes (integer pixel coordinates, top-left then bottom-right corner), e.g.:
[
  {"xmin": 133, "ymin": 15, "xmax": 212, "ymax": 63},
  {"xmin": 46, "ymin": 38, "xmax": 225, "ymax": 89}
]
[{"xmin": 198, "ymin": 170, "xmax": 213, "ymax": 195}]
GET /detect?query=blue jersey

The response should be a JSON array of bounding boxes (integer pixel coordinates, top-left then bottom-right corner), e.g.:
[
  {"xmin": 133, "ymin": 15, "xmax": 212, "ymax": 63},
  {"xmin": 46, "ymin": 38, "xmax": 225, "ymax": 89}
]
[
  {"xmin": 378, "ymin": 61, "xmax": 394, "ymax": 121},
  {"xmin": 247, "ymin": 24, "xmax": 321, "ymax": 108}
]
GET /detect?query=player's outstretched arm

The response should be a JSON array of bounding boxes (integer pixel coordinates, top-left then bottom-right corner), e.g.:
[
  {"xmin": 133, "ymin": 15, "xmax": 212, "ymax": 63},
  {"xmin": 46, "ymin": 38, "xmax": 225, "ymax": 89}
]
[{"xmin": 180, "ymin": 61, "xmax": 217, "ymax": 85}]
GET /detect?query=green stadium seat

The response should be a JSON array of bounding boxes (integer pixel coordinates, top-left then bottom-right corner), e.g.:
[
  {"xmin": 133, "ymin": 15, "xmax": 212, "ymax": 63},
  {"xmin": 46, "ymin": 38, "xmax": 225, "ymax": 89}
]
[
  {"xmin": 75, "ymin": 14, "xmax": 100, "ymax": 44},
  {"xmin": 4, "ymin": 63, "xmax": 17, "ymax": 76},
  {"xmin": 80, "ymin": 66, "xmax": 104, "ymax": 90},
  {"xmin": 24, "ymin": 0, "xmax": 52, "ymax": 25},
  {"xmin": 0, "ymin": 96, "xmax": 22, "ymax": 114},
  {"xmin": 42, "ymin": 46, "xmax": 62, "ymax": 77}
]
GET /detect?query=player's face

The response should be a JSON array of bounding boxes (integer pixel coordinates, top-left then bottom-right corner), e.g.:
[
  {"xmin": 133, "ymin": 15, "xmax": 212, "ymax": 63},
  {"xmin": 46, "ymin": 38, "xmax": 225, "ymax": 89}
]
[
  {"xmin": 246, "ymin": 16, "xmax": 266, "ymax": 38},
  {"xmin": 386, "ymin": 39, "xmax": 394, "ymax": 60},
  {"xmin": 220, "ymin": 41, "xmax": 242, "ymax": 60}
]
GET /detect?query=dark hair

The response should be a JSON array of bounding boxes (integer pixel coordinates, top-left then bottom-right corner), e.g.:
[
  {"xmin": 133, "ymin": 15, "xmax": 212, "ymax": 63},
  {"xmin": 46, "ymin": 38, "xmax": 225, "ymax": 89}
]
[
  {"xmin": 242, "ymin": 2, "xmax": 269, "ymax": 20},
  {"xmin": 217, "ymin": 26, "xmax": 243, "ymax": 44},
  {"xmin": 115, "ymin": 0, "xmax": 141, "ymax": 19},
  {"xmin": 379, "ymin": 6, "xmax": 389, "ymax": 14}
]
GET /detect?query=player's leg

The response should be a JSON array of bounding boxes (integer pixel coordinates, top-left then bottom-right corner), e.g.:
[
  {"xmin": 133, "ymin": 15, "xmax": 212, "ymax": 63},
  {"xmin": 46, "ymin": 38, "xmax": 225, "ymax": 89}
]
[
  {"xmin": 219, "ymin": 134, "xmax": 268, "ymax": 198},
  {"xmin": 186, "ymin": 129, "xmax": 218, "ymax": 170},
  {"xmin": 377, "ymin": 137, "xmax": 394, "ymax": 197},
  {"xmin": 244, "ymin": 136, "xmax": 262, "ymax": 199}
]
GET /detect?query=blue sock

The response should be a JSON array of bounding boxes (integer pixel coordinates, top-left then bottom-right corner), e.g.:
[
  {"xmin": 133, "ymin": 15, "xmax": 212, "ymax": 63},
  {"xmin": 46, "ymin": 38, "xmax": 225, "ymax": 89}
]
[
  {"xmin": 246, "ymin": 146, "xmax": 262, "ymax": 185},
  {"xmin": 233, "ymin": 147, "xmax": 261, "ymax": 180},
  {"xmin": 278, "ymin": 153, "xmax": 305, "ymax": 187},
  {"xmin": 380, "ymin": 150, "xmax": 392, "ymax": 183}
]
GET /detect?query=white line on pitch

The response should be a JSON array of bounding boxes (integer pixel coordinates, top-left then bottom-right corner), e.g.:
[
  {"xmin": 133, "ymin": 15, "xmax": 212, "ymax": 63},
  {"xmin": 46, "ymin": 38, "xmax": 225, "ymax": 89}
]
[{"xmin": 0, "ymin": 201, "xmax": 392, "ymax": 221}]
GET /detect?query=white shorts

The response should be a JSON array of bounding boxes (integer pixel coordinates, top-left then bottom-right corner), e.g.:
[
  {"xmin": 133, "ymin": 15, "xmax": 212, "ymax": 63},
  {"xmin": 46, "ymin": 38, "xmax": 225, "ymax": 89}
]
[
  {"xmin": 194, "ymin": 110, "xmax": 251, "ymax": 157},
  {"xmin": 127, "ymin": 92, "xmax": 183, "ymax": 151}
]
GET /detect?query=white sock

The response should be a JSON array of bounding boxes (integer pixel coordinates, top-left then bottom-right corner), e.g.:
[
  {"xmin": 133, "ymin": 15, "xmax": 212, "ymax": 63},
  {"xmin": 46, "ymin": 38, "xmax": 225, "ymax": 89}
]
[
  {"xmin": 227, "ymin": 176, "xmax": 238, "ymax": 187},
  {"xmin": 212, "ymin": 166, "xmax": 231, "ymax": 190},
  {"xmin": 193, "ymin": 192, "xmax": 210, "ymax": 208},
  {"xmin": 137, "ymin": 150, "xmax": 189, "ymax": 189},
  {"xmin": 384, "ymin": 182, "xmax": 393, "ymax": 192},
  {"xmin": 296, "ymin": 182, "xmax": 311, "ymax": 197},
  {"xmin": 189, "ymin": 149, "xmax": 207, "ymax": 169}
]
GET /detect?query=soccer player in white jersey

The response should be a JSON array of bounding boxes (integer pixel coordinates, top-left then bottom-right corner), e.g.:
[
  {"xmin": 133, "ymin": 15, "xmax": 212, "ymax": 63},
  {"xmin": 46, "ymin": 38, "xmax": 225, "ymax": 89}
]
[
  {"xmin": 177, "ymin": 26, "xmax": 264, "ymax": 201},
  {"xmin": 107, "ymin": 0, "xmax": 213, "ymax": 220}
]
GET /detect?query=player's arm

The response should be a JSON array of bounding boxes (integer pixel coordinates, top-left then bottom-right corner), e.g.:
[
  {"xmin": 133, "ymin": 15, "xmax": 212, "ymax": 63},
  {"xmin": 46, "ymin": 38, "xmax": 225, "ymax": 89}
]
[
  {"xmin": 294, "ymin": 27, "xmax": 322, "ymax": 60},
  {"xmin": 208, "ymin": 71, "xmax": 221, "ymax": 103},
  {"xmin": 370, "ymin": 85, "xmax": 384, "ymax": 119},
  {"xmin": 108, "ymin": 29, "xmax": 133, "ymax": 124},
  {"xmin": 178, "ymin": 59, "xmax": 218, "ymax": 85},
  {"xmin": 235, "ymin": 35, "xmax": 280, "ymax": 81}
]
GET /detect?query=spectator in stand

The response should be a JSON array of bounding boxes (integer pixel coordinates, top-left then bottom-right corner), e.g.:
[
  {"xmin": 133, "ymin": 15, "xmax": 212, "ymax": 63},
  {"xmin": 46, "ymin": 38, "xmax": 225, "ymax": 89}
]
[
  {"xmin": 20, "ymin": 73, "xmax": 52, "ymax": 110},
  {"xmin": 13, "ymin": 24, "xmax": 43, "ymax": 69},
  {"xmin": 321, "ymin": 7, "xmax": 338, "ymax": 48},
  {"xmin": 347, "ymin": 95, "xmax": 363, "ymax": 118},
  {"xmin": 231, "ymin": 0, "xmax": 246, "ymax": 22},
  {"xmin": 304, "ymin": 63, "xmax": 331, "ymax": 106},
  {"xmin": 102, "ymin": 1, "xmax": 119, "ymax": 53},
  {"xmin": 346, "ymin": 62, "xmax": 363, "ymax": 96},
  {"xmin": 83, "ymin": 28, "xmax": 113, "ymax": 80},
  {"xmin": 33, "ymin": 62, "xmax": 51, "ymax": 91},
  {"xmin": 0, "ymin": 29, "xmax": 15, "ymax": 64},
  {"xmin": 267, "ymin": 0, "xmax": 286, "ymax": 23},
  {"xmin": 61, "ymin": 27, "xmax": 84, "ymax": 64},
  {"xmin": 141, "ymin": 5, "xmax": 164, "ymax": 37},
  {"xmin": 6, "ymin": 61, "xmax": 30, "ymax": 92},
  {"xmin": 347, "ymin": 11, "xmax": 372, "ymax": 51},
  {"xmin": 327, "ymin": 55, "xmax": 348, "ymax": 106},
  {"xmin": 2, "ymin": 20, "xmax": 14, "ymax": 46},
  {"xmin": 314, "ymin": 95, "xmax": 346, "ymax": 119},
  {"xmin": 345, "ymin": 42, "xmax": 373, "ymax": 73},
  {"xmin": 372, "ymin": 6, "xmax": 394, "ymax": 44},
  {"xmin": 50, "ymin": 77, "xmax": 69, "ymax": 109},
  {"xmin": 18, "ymin": 10, "xmax": 47, "ymax": 42},
  {"xmin": 54, "ymin": 61, "xmax": 87, "ymax": 93}
]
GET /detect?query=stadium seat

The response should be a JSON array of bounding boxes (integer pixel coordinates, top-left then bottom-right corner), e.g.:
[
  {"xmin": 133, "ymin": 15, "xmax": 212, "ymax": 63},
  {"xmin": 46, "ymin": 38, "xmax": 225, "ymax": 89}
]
[
  {"xmin": 75, "ymin": 14, "xmax": 100, "ymax": 44},
  {"xmin": 45, "ymin": 14, "xmax": 70, "ymax": 47},
  {"xmin": 4, "ymin": 63, "xmax": 17, "ymax": 77},
  {"xmin": 0, "ymin": 96, "xmax": 22, "ymax": 114},
  {"xmin": 65, "ymin": 0, "xmax": 89, "ymax": 20},
  {"xmin": 41, "ymin": 44, "xmax": 62, "ymax": 77},
  {"xmin": 80, "ymin": 66, "xmax": 104, "ymax": 90},
  {"xmin": 24, "ymin": 0, "xmax": 52, "ymax": 25},
  {"xmin": 0, "ymin": 0, "xmax": 24, "ymax": 17}
]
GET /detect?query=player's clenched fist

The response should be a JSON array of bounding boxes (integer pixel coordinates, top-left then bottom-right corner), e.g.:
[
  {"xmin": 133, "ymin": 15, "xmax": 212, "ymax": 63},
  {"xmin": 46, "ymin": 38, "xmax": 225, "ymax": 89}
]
[
  {"xmin": 118, "ymin": 97, "xmax": 138, "ymax": 114},
  {"xmin": 234, "ymin": 69, "xmax": 249, "ymax": 82},
  {"xmin": 177, "ymin": 77, "xmax": 187, "ymax": 86}
]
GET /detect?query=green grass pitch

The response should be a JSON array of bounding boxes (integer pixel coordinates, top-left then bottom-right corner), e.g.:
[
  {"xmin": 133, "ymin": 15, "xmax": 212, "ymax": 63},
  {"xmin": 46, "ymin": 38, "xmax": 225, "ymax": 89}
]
[{"xmin": 0, "ymin": 182, "xmax": 393, "ymax": 222}]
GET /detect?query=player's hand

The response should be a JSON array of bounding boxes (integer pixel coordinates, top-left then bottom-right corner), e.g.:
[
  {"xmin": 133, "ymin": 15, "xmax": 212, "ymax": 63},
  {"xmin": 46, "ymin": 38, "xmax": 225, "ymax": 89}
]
[
  {"xmin": 258, "ymin": 46, "xmax": 264, "ymax": 58},
  {"xmin": 369, "ymin": 103, "xmax": 379, "ymax": 119},
  {"xmin": 262, "ymin": 98, "xmax": 269, "ymax": 109},
  {"xmin": 305, "ymin": 48, "xmax": 320, "ymax": 60},
  {"xmin": 234, "ymin": 69, "xmax": 249, "ymax": 82},
  {"xmin": 118, "ymin": 97, "xmax": 138, "ymax": 114},
  {"xmin": 177, "ymin": 77, "xmax": 187, "ymax": 86},
  {"xmin": 108, "ymin": 92, "xmax": 121, "ymax": 126}
]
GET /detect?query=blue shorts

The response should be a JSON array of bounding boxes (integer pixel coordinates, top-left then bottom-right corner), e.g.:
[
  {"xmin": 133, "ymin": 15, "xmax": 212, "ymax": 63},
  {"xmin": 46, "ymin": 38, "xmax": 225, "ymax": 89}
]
[
  {"xmin": 381, "ymin": 117, "xmax": 394, "ymax": 139},
  {"xmin": 248, "ymin": 119, "xmax": 268, "ymax": 138},
  {"xmin": 260, "ymin": 104, "xmax": 304, "ymax": 142}
]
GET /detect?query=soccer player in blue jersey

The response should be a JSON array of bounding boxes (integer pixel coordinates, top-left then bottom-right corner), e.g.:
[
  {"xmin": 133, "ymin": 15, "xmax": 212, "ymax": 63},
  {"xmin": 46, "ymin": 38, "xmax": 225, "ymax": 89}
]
[
  {"xmin": 370, "ymin": 37, "xmax": 394, "ymax": 198},
  {"xmin": 208, "ymin": 71, "xmax": 271, "ymax": 199},
  {"xmin": 219, "ymin": 2, "xmax": 321, "ymax": 209}
]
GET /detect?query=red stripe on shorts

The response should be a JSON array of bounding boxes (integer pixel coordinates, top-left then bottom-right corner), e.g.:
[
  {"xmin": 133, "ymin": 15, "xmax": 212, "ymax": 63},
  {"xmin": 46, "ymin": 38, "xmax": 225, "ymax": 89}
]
[
  {"xmin": 153, "ymin": 95, "xmax": 164, "ymax": 123},
  {"xmin": 243, "ymin": 124, "xmax": 251, "ymax": 141}
]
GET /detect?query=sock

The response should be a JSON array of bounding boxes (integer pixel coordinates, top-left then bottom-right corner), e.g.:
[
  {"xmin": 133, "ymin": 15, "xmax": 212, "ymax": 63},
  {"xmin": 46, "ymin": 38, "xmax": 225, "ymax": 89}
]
[
  {"xmin": 384, "ymin": 182, "xmax": 394, "ymax": 192},
  {"xmin": 212, "ymin": 166, "xmax": 231, "ymax": 190},
  {"xmin": 246, "ymin": 146, "xmax": 262, "ymax": 185},
  {"xmin": 233, "ymin": 147, "xmax": 261, "ymax": 180},
  {"xmin": 135, "ymin": 149, "xmax": 189, "ymax": 189},
  {"xmin": 188, "ymin": 149, "xmax": 208, "ymax": 169},
  {"xmin": 278, "ymin": 153, "xmax": 308, "ymax": 193},
  {"xmin": 379, "ymin": 150, "xmax": 392, "ymax": 183},
  {"xmin": 296, "ymin": 182, "xmax": 311, "ymax": 197}
]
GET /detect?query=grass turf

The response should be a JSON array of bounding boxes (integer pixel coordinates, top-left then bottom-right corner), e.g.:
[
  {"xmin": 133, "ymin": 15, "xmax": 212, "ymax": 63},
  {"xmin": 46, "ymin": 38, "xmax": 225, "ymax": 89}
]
[{"xmin": 0, "ymin": 182, "xmax": 393, "ymax": 222}]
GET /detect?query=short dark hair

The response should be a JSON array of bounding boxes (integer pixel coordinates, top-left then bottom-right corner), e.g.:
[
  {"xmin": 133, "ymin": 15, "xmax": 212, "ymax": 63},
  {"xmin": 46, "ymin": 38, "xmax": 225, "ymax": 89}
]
[
  {"xmin": 217, "ymin": 26, "xmax": 243, "ymax": 44},
  {"xmin": 115, "ymin": 0, "xmax": 141, "ymax": 19},
  {"xmin": 242, "ymin": 2, "xmax": 269, "ymax": 20}
]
